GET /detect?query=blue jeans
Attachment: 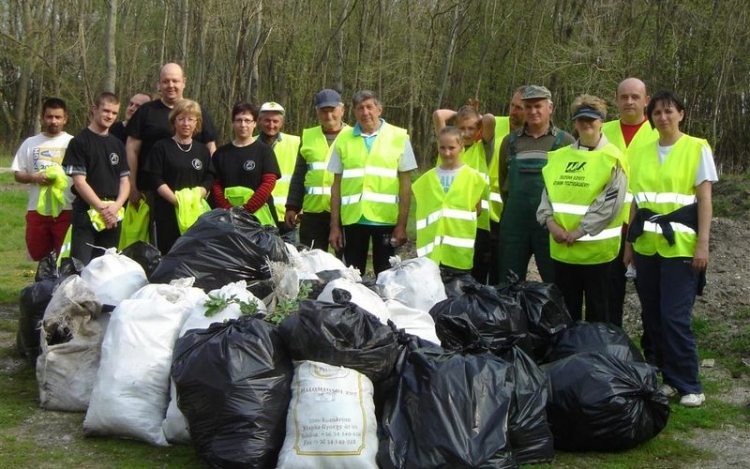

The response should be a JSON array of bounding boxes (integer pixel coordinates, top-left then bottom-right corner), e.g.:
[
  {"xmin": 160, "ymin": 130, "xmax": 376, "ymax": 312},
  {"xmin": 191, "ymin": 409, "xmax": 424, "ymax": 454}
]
[{"xmin": 634, "ymin": 252, "xmax": 701, "ymax": 394}]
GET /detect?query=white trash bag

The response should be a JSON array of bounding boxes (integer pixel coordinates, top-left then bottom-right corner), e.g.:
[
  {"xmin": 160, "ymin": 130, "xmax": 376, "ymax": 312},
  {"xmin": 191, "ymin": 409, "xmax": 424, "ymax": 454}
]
[
  {"xmin": 277, "ymin": 361, "xmax": 377, "ymax": 469},
  {"xmin": 81, "ymin": 248, "xmax": 148, "ymax": 306},
  {"xmin": 318, "ymin": 278, "xmax": 390, "ymax": 324},
  {"xmin": 376, "ymin": 256, "xmax": 447, "ymax": 312},
  {"xmin": 385, "ymin": 299, "xmax": 440, "ymax": 345}
]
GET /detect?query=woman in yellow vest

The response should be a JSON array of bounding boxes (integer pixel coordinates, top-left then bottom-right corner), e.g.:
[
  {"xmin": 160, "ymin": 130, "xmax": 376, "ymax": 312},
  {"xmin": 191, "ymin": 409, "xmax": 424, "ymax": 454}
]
[
  {"xmin": 624, "ymin": 91, "xmax": 717, "ymax": 408},
  {"xmin": 432, "ymin": 102, "xmax": 495, "ymax": 282},
  {"xmin": 537, "ymin": 95, "xmax": 628, "ymax": 323},
  {"xmin": 413, "ymin": 126, "xmax": 487, "ymax": 271}
]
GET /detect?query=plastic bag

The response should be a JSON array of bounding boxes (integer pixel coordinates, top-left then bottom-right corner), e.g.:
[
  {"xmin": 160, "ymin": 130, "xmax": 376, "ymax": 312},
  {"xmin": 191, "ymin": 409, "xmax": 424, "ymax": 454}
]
[
  {"xmin": 544, "ymin": 351, "xmax": 670, "ymax": 452},
  {"xmin": 377, "ymin": 337, "xmax": 516, "ymax": 469},
  {"xmin": 162, "ymin": 281, "xmax": 265, "ymax": 444},
  {"xmin": 430, "ymin": 283, "xmax": 531, "ymax": 355},
  {"xmin": 151, "ymin": 208, "xmax": 288, "ymax": 292},
  {"xmin": 543, "ymin": 321, "xmax": 645, "ymax": 364},
  {"xmin": 501, "ymin": 346, "xmax": 554, "ymax": 465},
  {"xmin": 17, "ymin": 253, "xmax": 83, "ymax": 365},
  {"xmin": 278, "ymin": 299, "xmax": 400, "ymax": 383},
  {"xmin": 375, "ymin": 256, "xmax": 447, "ymax": 312},
  {"xmin": 497, "ymin": 273, "xmax": 573, "ymax": 361},
  {"xmin": 120, "ymin": 241, "xmax": 162, "ymax": 280},
  {"xmin": 318, "ymin": 278, "xmax": 391, "ymax": 325},
  {"xmin": 80, "ymin": 248, "xmax": 148, "ymax": 306},
  {"xmin": 277, "ymin": 361, "xmax": 378, "ymax": 469},
  {"xmin": 384, "ymin": 299, "xmax": 440, "ymax": 345},
  {"xmin": 84, "ymin": 282, "xmax": 201, "ymax": 446},
  {"xmin": 118, "ymin": 198, "xmax": 150, "ymax": 250},
  {"xmin": 440, "ymin": 266, "xmax": 482, "ymax": 299},
  {"xmin": 171, "ymin": 317, "xmax": 293, "ymax": 468}
]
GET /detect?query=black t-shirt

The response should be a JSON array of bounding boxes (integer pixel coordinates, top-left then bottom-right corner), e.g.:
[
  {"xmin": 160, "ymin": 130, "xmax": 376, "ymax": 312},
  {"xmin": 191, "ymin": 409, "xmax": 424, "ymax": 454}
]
[
  {"xmin": 128, "ymin": 99, "xmax": 219, "ymax": 189},
  {"xmin": 143, "ymin": 138, "xmax": 213, "ymax": 193},
  {"xmin": 62, "ymin": 128, "xmax": 129, "ymax": 210},
  {"xmin": 109, "ymin": 121, "xmax": 127, "ymax": 143},
  {"xmin": 212, "ymin": 140, "xmax": 281, "ymax": 190}
]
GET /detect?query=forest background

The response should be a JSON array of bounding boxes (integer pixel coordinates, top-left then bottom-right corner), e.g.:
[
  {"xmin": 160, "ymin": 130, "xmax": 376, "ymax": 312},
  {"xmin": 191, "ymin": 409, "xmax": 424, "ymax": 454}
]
[{"xmin": 1, "ymin": 0, "xmax": 747, "ymax": 170}]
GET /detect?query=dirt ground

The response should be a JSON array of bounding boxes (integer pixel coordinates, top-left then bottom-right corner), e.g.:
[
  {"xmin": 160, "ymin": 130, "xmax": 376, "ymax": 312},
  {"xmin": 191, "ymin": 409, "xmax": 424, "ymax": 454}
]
[{"xmin": 1, "ymin": 215, "xmax": 749, "ymax": 468}]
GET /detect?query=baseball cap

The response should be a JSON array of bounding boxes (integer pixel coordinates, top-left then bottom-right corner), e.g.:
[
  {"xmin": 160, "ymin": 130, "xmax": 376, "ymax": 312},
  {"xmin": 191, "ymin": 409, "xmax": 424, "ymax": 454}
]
[
  {"xmin": 259, "ymin": 101, "xmax": 285, "ymax": 115},
  {"xmin": 572, "ymin": 106, "xmax": 605, "ymax": 121},
  {"xmin": 315, "ymin": 89, "xmax": 342, "ymax": 109},
  {"xmin": 522, "ymin": 85, "xmax": 552, "ymax": 100}
]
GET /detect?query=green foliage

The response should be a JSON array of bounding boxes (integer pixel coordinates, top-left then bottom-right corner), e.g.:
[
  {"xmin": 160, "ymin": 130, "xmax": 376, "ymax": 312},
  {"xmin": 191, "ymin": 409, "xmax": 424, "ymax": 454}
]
[
  {"xmin": 263, "ymin": 281, "xmax": 313, "ymax": 325},
  {"xmin": 0, "ymin": 172, "xmax": 36, "ymax": 305},
  {"xmin": 203, "ymin": 293, "xmax": 259, "ymax": 317}
]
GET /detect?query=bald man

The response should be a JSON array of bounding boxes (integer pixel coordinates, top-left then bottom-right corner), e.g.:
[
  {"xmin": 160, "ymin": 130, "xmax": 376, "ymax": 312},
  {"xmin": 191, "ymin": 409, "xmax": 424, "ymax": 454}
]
[
  {"xmin": 602, "ymin": 77, "xmax": 658, "ymax": 330},
  {"xmin": 126, "ymin": 63, "xmax": 219, "ymax": 207},
  {"xmin": 110, "ymin": 92, "xmax": 150, "ymax": 143}
]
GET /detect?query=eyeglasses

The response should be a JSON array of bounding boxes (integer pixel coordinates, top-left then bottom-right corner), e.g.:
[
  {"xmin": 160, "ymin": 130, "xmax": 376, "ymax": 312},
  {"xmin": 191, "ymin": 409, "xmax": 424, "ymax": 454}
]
[
  {"xmin": 176, "ymin": 116, "xmax": 197, "ymax": 123},
  {"xmin": 233, "ymin": 118, "xmax": 255, "ymax": 125}
]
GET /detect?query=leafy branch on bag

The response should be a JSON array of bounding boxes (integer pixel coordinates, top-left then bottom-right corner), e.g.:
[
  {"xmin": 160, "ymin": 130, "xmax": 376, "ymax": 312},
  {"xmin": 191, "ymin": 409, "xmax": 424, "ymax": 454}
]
[
  {"xmin": 264, "ymin": 282, "xmax": 313, "ymax": 325},
  {"xmin": 204, "ymin": 293, "xmax": 259, "ymax": 317}
]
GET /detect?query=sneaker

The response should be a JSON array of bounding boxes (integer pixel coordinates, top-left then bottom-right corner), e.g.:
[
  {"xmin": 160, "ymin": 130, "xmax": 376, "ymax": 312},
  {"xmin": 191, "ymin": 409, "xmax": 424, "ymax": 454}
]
[
  {"xmin": 659, "ymin": 383, "xmax": 678, "ymax": 398},
  {"xmin": 680, "ymin": 393, "xmax": 706, "ymax": 407}
]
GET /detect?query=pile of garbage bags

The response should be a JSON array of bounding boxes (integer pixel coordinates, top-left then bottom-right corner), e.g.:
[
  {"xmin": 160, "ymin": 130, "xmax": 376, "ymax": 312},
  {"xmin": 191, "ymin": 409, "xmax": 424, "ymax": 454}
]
[{"xmin": 17, "ymin": 208, "xmax": 671, "ymax": 468}]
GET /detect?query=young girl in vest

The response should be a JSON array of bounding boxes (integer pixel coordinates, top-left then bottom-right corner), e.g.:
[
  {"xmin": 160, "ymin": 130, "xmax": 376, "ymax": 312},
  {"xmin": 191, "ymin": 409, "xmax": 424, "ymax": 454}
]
[
  {"xmin": 432, "ymin": 102, "xmax": 495, "ymax": 282},
  {"xmin": 413, "ymin": 126, "xmax": 488, "ymax": 272}
]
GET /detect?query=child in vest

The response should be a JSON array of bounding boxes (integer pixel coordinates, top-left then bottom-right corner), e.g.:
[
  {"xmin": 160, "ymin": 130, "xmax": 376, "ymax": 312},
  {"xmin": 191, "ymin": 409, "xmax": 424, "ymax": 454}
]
[{"xmin": 412, "ymin": 126, "xmax": 488, "ymax": 273}]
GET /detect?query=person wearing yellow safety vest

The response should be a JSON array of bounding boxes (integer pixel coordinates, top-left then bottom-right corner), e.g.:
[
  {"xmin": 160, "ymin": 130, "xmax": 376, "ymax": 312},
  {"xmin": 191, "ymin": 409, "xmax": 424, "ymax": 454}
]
[
  {"xmin": 623, "ymin": 91, "xmax": 717, "ymax": 408},
  {"xmin": 284, "ymin": 89, "xmax": 349, "ymax": 252},
  {"xmin": 12, "ymin": 97, "xmax": 74, "ymax": 261},
  {"xmin": 537, "ymin": 95, "xmax": 628, "ymax": 324},
  {"xmin": 601, "ymin": 77, "xmax": 659, "ymax": 330},
  {"xmin": 258, "ymin": 101, "xmax": 301, "ymax": 238},
  {"xmin": 143, "ymin": 99, "xmax": 213, "ymax": 255},
  {"xmin": 487, "ymin": 86, "xmax": 527, "ymax": 284},
  {"xmin": 211, "ymin": 102, "xmax": 280, "ymax": 228},
  {"xmin": 414, "ymin": 126, "xmax": 487, "ymax": 271},
  {"xmin": 433, "ymin": 102, "xmax": 495, "ymax": 283},
  {"xmin": 497, "ymin": 85, "xmax": 575, "ymax": 283},
  {"xmin": 62, "ymin": 92, "xmax": 131, "ymax": 265},
  {"xmin": 328, "ymin": 90, "xmax": 417, "ymax": 275}
]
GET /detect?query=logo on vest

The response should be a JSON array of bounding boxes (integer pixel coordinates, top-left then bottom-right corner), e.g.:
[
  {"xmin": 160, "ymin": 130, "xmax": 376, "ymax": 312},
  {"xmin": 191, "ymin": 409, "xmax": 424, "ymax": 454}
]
[
  {"xmin": 565, "ymin": 161, "xmax": 587, "ymax": 173},
  {"xmin": 109, "ymin": 153, "xmax": 120, "ymax": 165},
  {"xmin": 192, "ymin": 159, "xmax": 203, "ymax": 170},
  {"xmin": 243, "ymin": 160, "xmax": 256, "ymax": 171}
]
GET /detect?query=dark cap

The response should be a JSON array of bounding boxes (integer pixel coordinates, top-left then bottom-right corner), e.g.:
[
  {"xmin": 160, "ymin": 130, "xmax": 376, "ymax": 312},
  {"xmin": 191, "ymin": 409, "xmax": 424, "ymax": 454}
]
[
  {"xmin": 522, "ymin": 85, "xmax": 552, "ymax": 100},
  {"xmin": 315, "ymin": 89, "xmax": 342, "ymax": 109},
  {"xmin": 572, "ymin": 106, "xmax": 604, "ymax": 121}
]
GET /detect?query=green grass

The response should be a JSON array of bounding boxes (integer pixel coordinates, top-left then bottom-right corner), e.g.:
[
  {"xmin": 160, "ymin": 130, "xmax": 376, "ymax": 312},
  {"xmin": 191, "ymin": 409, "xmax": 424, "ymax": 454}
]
[{"xmin": 0, "ymin": 172, "xmax": 36, "ymax": 304}]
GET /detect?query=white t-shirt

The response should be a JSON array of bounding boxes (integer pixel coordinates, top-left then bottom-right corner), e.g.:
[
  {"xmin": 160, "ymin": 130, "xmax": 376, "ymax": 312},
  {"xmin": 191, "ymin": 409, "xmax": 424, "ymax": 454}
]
[
  {"xmin": 435, "ymin": 166, "xmax": 461, "ymax": 193},
  {"xmin": 11, "ymin": 132, "xmax": 75, "ymax": 211},
  {"xmin": 656, "ymin": 140, "xmax": 718, "ymax": 186}
]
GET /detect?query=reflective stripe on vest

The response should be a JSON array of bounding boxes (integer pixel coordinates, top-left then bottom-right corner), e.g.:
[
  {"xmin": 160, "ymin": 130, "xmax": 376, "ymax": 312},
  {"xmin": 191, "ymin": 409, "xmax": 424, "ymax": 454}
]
[
  {"xmin": 629, "ymin": 135, "xmax": 706, "ymax": 257},
  {"xmin": 271, "ymin": 133, "xmax": 301, "ymax": 221},
  {"xmin": 489, "ymin": 116, "xmax": 510, "ymax": 222},
  {"xmin": 336, "ymin": 123, "xmax": 407, "ymax": 225},
  {"xmin": 543, "ymin": 143, "xmax": 624, "ymax": 264},
  {"xmin": 413, "ymin": 165, "xmax": 487, "ymax": 270}
]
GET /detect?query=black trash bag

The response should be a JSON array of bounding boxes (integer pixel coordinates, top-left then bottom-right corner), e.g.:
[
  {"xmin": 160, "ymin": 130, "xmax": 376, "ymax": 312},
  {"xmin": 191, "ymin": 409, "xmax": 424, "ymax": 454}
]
[
  {"xmin": 377, "ymin": 337, "xmax": 517, "ymax": 469},
  {"xmin": 500, "ymin": 346, "xmax": 554, "ymax": 465},
  {"xmin": 120, "ymin": 241, "xmax": 162, "ymax": 280},
  {"xmin": 278, "ymin": 298, "xmax": 400, "ymax": 383},
  {"xmin": 543, "ymin": 321, "xmax": 645, "ymax": 364},
  {"xmin": 430, "ymin": 283, "xmax": 531, "ymax": 356},
  {"xmin": 544, "ymin": 351, "xmax": 670, "ymax": 452},
  {"xmin": 440, "ymin": 266, "xmax": 482, "ymax": 299},
  {"xmin": 497, "ymin": 271, "xmax": 573, "ymax": 361},
  {"xmin": 151, "ymin": 208, "xmax": 288, "ymax": 291},
  {"xmin": 171, "ymin": 316, "xmax": 293, "ymax": 468},
  {"xmin": 16, "ymin": 252, "xmax": 83, "ymax": 365}
]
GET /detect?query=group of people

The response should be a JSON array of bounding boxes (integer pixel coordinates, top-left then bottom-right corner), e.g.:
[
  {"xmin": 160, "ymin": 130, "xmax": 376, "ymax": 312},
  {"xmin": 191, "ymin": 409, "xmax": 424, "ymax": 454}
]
[{"xmin": 12, "ymin": 63, "xmax": 715, "ymax": 407}]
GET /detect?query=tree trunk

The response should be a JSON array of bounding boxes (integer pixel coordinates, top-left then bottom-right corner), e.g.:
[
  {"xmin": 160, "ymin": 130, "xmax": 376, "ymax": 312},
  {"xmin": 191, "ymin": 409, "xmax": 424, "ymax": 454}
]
[{"xmin": 103, "ymin": 0, "xmax": 118, "ymax": 93}]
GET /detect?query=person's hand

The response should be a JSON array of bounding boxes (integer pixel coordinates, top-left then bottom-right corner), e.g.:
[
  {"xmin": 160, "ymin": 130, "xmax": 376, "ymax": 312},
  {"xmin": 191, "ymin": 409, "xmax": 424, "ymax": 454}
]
[
  {"xmin": 547, "ymin": 220, "xmax": 567, "ymax": 244},
  {"xmin": 284, "ymin": 210, "xmax": 300, "ymax": 229},
  {"xmin": 100, "ymin": 204, "xmax": 118, "ymax": 229},
  {"xmin": 329, "ymin": 225, "xmax": 344, "ymax": 251},
  {"xmin": 693, "ymin": 242, "xmax": 709, "ymax": 271},
  {"xmin": 198, "ymin": 187, "xmax": 207, "ymax": 198},
  {"xmin": 391, "ymin": 225, "xmax": 407, "ymax": 247},
  {"xmin": 129, "ymin": 188, "xmax": 142, "ymax": 208},
  {"xmin": 34, "ymin": 172, "xmax": 52, "ymax": 186},
  {"xmin": 565, "ymin": 229, "xmax": 584, "ymax": 246}
]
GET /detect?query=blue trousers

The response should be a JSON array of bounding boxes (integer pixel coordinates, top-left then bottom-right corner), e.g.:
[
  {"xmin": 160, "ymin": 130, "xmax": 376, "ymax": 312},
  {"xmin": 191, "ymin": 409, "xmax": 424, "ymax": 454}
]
[{"xmin": 634, "ymin": 252, "xmax": 701, "ymax": 394}]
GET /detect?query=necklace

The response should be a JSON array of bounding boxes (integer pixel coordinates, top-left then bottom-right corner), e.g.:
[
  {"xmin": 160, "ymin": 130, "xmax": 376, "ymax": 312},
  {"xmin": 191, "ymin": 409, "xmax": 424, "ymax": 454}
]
[{"xmin": 174, "ymin": 137, "xmax": 193, "ymax": 153}]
